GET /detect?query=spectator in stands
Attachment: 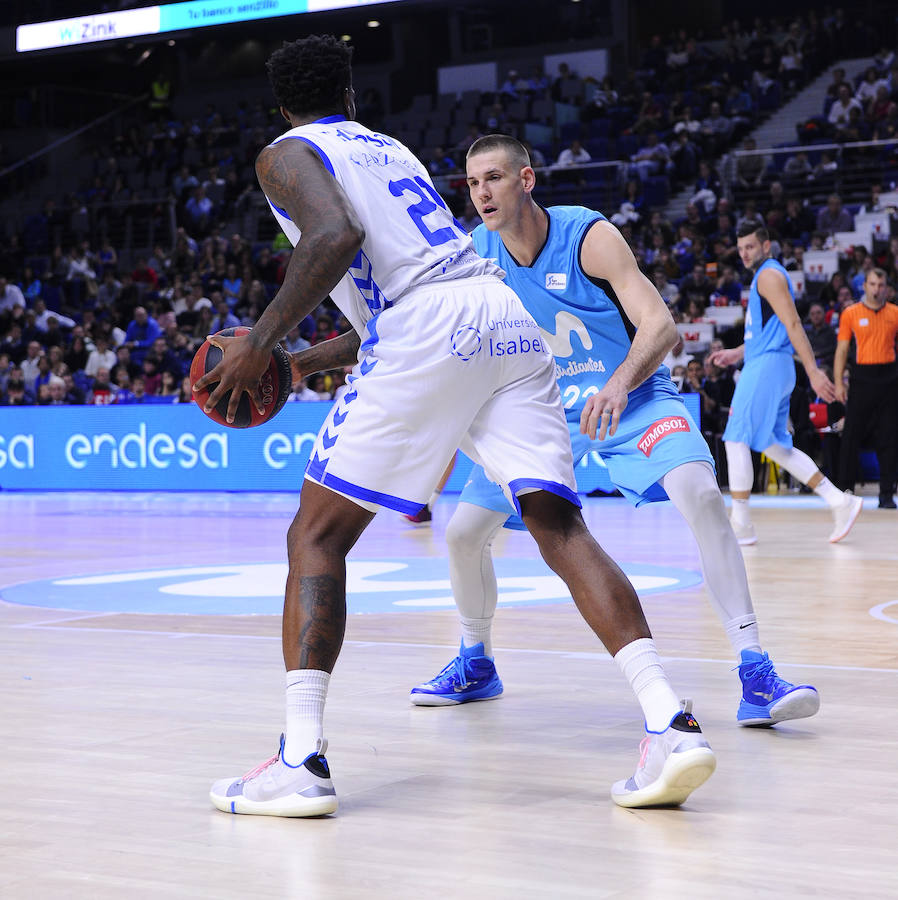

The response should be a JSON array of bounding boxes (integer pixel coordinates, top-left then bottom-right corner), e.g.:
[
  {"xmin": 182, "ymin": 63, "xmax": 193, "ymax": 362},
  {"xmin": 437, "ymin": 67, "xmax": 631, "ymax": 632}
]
[
  {"xmin": 555, "ymin": 139, "xmax": 591, "ymax": 168},
  {"xmin": 698, "ymin": 101, "xmax": 732, "ymax": 156},
  {"xmin": 222, "ymin": 262, "xmax": 244, "ymax": 308},
  {"xmin": 804, "ymin": 302, "xmax": 837, "ymax": 369},
  {"xmin": 123, "ymin": 306, "xmax": 162, "ymax": 366},
  {"xmin": 783, "ymin": 150, "xmax": 812, "ymax": 184},
  {"xmin": 671, "ymin": 131, "xmax": 700, "ymax": 181},
  {"xmin": 88, "ymin": 366, "xmax": 116, "ymax": 405},
  {"xmin": 815, "ymin": 193, "xmax": 853, "ymax": 235},
  {"xmin": 680, "ymin": 262, "xmax": 714, "ymax": 309},
  {"xmin": 173, "ymin": 164, "xmax": 199, "ymax": 201},
  {"xmin": 84, "ymin": 334, "xmax": 117, "ymax": 378},
  {"xmin": 715, "ymin": 264, "xmax": 743, "ymax": 305},
  {"xmin": 64, "ymin": 335, "xmax": 89, "ymax": 373},
  {"xmin": 588, "ymin": 76, "xmax": 618, "ymax": 116},
  {"xmin": 19, "ymin": 341, "xmax": 43, "ymax": 391},
  {"xmin": 210, "ymin": 297, "xmax": 240, "ymax": 333},
  {"xmin": 428, "ymin": 147, "xmax": 457, "ymax": 176},
  {"xmin": 780, "ymin": 196, "xmax": 815, "ymax": 241},
  {"xmin": 735, "ymin": 137, "xmax": 767, "ymax": 189},
  {"xmin": 631, "ymin": 91, "xmax": 665, "ymax": 134},
  {"xmin": 0, "ymin": 275, "xmax": 26, "ymax": 314},
  {"xmin": 868, "ymin": 84, "xmax": 896, "ymax": 124},
  {"xmin": 185, "ymin": 185, "xmax": 214, "ymax": 236},
  {"xmin": 629, "ymin": 132, "xmax": 672, "ymax": 183},
  {"xmin": 651, "ymin": 266, "xmax": 680, "ymax": 309},
  {"xmin": 778, "ymin": 41, "xmax": 804, "ymax": 90},
  {"xmin": 855, "ymin": 66, "xmax": 887, "ymax": 106},
  {"xmin": 724, "ymin": 83, "xmax": 754, "ymax": 136},
  {"xmin": 131, "ymin": 257, "xmax": 159, "ymax": 293},
  {"xmin": 828, "ymin": 83, "xmax": 862, "ymax": 132},
  {"xmin": 3, "ymin": 368, "xmax": 33, "ymax": 405}
]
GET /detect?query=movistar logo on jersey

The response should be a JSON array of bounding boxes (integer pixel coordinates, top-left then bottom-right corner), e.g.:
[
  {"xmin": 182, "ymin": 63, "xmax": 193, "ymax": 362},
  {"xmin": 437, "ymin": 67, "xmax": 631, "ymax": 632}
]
[
  {"xmin": 546, "ymin": 273, "xmax": 567, "ymax": 290},
  {"xmin": 539, "ymin": 311, "xmax": 593, "ymax": 358},
  {"xmin": 554, "ymin": 358, "xmax": 606, "ymax": 378}
]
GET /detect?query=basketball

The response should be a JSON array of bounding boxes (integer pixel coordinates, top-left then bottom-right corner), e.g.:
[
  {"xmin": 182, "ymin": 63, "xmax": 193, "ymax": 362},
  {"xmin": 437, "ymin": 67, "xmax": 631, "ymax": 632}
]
[{"xmin": 189, "ymin": 326, "xmax": 293, "ymax": 428}]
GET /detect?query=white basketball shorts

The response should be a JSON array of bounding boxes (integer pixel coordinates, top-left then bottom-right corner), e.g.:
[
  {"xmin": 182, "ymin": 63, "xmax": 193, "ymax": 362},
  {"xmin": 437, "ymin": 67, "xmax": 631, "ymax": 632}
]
[{"xmin": 304, "ymin": 276, "xmax": 578, "ymax": 515}]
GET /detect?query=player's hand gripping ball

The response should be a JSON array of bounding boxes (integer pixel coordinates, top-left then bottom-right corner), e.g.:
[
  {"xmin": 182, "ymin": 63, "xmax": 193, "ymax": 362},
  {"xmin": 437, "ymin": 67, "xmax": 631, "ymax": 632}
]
[{"xmin": 189, "ymin": 327, "xmax": 292, "ymax": 428}]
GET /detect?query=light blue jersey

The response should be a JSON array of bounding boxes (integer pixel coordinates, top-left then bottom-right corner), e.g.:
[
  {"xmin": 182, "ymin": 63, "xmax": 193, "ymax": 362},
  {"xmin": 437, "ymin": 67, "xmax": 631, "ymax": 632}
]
[
  {"xmin": 723, "ymin": 257, "xmax": 796, "ymax": 451},
  {"xmin": 743, "ymin": 258, "xmax": 793, "ymax": 361},
  {"xmin": 471, "ymin": 206, "xmax": 679, "ymax": 424},
  {"xmin": 462, "ymin": 206, "xmax": 712, "ymax": 518}
]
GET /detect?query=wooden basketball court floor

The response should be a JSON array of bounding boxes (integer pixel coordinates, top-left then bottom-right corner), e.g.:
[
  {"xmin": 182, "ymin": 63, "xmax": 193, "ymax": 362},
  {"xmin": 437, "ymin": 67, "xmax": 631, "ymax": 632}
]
[{"xmin": 1, "ymin": 489, "xmax": 896, "ymax": 899}]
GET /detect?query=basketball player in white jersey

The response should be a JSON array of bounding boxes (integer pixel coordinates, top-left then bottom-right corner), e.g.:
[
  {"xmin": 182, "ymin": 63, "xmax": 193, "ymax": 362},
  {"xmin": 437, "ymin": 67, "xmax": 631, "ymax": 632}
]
[{"xmin": 195, "ymin": 35, "xmax": 715, "ymax": 816}]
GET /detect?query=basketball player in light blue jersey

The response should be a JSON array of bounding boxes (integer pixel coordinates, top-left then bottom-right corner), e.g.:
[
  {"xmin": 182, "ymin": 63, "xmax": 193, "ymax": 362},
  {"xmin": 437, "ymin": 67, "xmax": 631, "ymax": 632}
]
[
  {"xmin": 410, "ymin": 135, "xmax": 821, "ymax": 742},
  {"xmin": 709, "ymin": 222, "xmax": 862, "ymax": 545},
  {"xmin": 196, "ymin": 37, "xmax": 714, "ymax": 816}
]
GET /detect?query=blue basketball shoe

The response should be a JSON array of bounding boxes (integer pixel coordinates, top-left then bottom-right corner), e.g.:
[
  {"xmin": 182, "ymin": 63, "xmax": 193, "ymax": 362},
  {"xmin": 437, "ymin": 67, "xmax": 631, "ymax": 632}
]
[
  {"xmin": 410, "ymin": 641, "xmax": 503, "ymax": 706},
  {"xmin": 736, "ymin": 650, "xmax": 820, "ymax": 726}
]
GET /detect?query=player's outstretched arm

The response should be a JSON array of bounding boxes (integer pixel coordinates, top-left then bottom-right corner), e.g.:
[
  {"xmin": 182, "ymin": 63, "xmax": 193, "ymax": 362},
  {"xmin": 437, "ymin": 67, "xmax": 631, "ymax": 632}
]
[
  {"xmin": 757, "ymin": 267, "xmax": 836, "ymax": 402},
  {"xmin": 290, "ymin": 330, "xmax": 362, "ymax": 384},
  {"xmin": 194, "ymin": 140, "xmax": 365, "ymax": 423},
  {"xmin": 578, "ymin": 220, "xmax": 678, "ymax": 440}
]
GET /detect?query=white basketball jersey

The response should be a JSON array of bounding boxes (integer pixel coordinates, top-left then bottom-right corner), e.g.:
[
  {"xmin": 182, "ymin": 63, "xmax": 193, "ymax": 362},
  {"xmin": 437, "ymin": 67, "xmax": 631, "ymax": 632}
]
[{"xmin": 264, "ymin": 115, "xmax": 502, "ymax": 334}]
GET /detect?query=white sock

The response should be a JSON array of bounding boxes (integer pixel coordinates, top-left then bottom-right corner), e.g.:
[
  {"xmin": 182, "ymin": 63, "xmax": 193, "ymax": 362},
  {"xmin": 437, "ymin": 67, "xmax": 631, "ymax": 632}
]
[
  {"xmin": 614, "ymin": 638, "xmax": 682, "ymax": 732},
  {"xmin": 724, "ymin": 614, "xmax": 762, "ymax": 657},
  {"xmin": 731, "ymin": 497, "xmax": 752, "ymax": 526},
  {"xmin": 813, "ymin": 476, "xmax": 846, "ymax": 509},
  {"xmin": 284, "ymin": 669, "xmax": 329, "ymax": 764},
  {"xmin": 426, "ymin": 490, "xmax": 440, "ymax": 510},
  {"xmin": 460, "ymin": 616, "xmax": 493, "ymax": 657},
  {"xmin": 762, "ymin": 444, "xmax": 844, "ymax": 508}
]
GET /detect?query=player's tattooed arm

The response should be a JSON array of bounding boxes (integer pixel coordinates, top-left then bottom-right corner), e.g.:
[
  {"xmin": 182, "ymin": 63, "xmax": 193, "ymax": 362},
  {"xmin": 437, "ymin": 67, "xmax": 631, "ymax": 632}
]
[
  {"xmin": 250, "ymin": 140, "xmax": 365, "ymax": 353},
  {"xmin": 290, "ymin": 329, "xmax": 362, "ymax": 384}
]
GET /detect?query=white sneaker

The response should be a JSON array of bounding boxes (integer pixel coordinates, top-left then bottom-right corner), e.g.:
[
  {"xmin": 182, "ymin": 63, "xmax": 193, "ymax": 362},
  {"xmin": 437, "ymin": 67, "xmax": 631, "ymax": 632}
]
[
  {"xmin": 729, "ymin": 515, "xmax": 757, "ymax": 546},
  {"xmin": 210, "ymin": 734, "xmax": 337, "ymax": 817},
  {"xmin": 829, "ymin": 493, "xmax": 863, "ymax": 543},
  {"xmin": 611, "ymin": 701, "xmax": 716, "ymax": 808}
]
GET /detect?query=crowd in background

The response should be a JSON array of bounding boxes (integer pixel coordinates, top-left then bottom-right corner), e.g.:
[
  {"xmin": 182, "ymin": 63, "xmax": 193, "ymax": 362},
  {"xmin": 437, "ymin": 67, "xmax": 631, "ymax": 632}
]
[{"xmin": 1, "ymin": 16, "xmax": 897, "ymax": 489}]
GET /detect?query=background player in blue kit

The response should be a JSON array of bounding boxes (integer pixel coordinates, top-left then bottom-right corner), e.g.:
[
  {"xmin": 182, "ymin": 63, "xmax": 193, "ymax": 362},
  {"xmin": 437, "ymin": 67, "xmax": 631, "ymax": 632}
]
[
  {"xmin": 410, "ymin": 135, "xmax": 820, "ymax": 730},
  {"xmin": 709, "ymin": 222, "xmax": 862, "ymax": 545},
  {"xmin": 195, "ymin": 38, "xmax": 715, "ymax": 816}
]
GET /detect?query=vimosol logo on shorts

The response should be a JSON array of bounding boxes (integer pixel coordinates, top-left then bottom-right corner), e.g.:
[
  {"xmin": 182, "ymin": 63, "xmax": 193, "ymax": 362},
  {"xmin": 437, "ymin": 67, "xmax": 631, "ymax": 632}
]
[
  {"xmin": 637, "ymin": 416, "xmax": 689, "ymax": 457},
  {"xmin": 450, "ymin": 324, "xmax": 483, "ymax": 361}
]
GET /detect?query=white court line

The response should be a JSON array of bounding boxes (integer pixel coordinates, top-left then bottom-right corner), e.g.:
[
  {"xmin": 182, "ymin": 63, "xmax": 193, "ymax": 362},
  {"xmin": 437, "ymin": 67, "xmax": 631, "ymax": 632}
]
[{"xmin": 11, "ymin": 623, "xmax": 898, "ymax": 673}]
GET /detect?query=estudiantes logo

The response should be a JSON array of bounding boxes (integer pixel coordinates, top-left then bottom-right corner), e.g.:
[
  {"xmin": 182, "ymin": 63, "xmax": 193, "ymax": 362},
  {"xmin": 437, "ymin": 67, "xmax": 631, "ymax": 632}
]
[{"xmin": 637, "ymin": 416, "xmax": 689, "ymax": 457}]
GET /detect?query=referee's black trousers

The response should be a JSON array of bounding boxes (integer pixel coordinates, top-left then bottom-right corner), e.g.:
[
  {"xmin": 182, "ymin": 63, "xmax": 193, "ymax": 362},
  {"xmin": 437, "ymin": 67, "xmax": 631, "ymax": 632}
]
[{"xmin": 837, "ymin": 363, "xmax": 898, "ymax": 497}]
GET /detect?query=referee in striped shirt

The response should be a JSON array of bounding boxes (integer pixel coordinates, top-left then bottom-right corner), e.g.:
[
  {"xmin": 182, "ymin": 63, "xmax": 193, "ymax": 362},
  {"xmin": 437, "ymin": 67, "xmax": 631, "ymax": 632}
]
[{"xmin": 834, "ymin": 267, "xmax": 898, "ymax": 508}]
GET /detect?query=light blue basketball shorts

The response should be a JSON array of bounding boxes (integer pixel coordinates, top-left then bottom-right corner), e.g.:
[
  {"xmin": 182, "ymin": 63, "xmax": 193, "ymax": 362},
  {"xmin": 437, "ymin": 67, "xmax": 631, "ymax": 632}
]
[
  {"xmin": 459, "ymin": 391, "xmax": 714, "ymax": 528},
  {"xmin": 722, "ymin": 353, "xmax": 795, "ymax": 452}
]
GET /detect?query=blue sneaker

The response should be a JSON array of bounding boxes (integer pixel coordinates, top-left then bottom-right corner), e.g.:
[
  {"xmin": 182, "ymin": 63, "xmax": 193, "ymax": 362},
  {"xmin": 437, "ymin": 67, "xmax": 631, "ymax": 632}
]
[
  {"xmin": 736, "ymin": 650, "xmax": 820, "ymax": 726},
  {"xmin": 410, "ymin": 642, "xmax": 503, "ymax": 706}
]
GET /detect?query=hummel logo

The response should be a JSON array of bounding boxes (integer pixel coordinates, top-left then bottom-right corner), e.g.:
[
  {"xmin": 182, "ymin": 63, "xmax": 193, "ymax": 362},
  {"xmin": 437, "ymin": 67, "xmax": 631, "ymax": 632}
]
[
  {"xmin": 739, "ymin": 622, "xmax": 757, "ymax": 630},
  {"xmin": 752, "ymin": 691, "xmax": 774, "ymax": 702}
]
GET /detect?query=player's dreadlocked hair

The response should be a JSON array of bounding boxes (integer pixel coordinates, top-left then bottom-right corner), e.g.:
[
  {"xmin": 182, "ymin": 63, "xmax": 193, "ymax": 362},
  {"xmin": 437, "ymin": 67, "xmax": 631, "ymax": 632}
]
[{"xmin": 266, "ymin": 35, "xmax": 353, "ymax": 118}]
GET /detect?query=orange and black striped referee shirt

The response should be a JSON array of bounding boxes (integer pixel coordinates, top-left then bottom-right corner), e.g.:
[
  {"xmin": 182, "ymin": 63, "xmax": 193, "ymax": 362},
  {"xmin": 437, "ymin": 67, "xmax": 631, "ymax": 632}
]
[{"xmin": 837, "ymin": 301, "xmax": 898, "ymax": 365}]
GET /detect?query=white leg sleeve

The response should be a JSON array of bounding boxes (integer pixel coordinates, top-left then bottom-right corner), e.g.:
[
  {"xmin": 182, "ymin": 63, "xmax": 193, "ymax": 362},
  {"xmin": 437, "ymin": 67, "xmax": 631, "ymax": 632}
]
[
  {"xmin": 661, "ymin": 462, "xmax": 760, "ymax": 653},
  {"xmin": 761, "ymin": 443, "xmax": 819, "ymax": 484},
  {"xmin": 445, "ymin": 502, "xmax": 507, "ymax": 655},
  {"xmin": 724, "ymin": 441, "xmax": 754, "ymax": 493}
]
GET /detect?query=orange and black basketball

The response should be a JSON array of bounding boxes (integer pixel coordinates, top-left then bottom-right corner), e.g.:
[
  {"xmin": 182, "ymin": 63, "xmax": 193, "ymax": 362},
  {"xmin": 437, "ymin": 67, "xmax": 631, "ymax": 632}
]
[{"xmin": 189, "ymin": 326, "xmax": 293, "ymax": 428}]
